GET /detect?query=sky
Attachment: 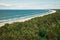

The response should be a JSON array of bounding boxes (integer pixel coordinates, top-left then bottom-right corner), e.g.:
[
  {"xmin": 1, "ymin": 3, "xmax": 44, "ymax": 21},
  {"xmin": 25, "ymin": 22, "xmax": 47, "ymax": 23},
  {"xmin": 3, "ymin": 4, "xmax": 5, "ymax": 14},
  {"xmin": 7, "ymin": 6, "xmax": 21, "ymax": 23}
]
[{"xmin": 0, "ymin": 0, "xmax": 60, "ymax": 9}]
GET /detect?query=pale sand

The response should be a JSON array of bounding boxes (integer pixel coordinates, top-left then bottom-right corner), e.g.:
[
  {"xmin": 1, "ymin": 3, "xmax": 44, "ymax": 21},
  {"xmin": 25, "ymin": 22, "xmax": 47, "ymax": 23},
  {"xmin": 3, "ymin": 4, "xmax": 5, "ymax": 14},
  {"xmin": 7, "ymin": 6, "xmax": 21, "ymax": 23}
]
[{"xmin": 0, "ymin": 10, "xmax": 56, "ymax": 27}]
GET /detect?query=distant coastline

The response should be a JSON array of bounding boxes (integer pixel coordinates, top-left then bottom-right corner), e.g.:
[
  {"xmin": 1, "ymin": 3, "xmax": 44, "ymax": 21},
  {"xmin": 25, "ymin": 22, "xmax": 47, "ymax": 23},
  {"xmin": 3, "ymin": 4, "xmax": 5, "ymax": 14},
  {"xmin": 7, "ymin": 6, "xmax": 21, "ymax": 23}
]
[{"xmin": 0, "ymin": 10, "xmax": 56, "ymax": 27}]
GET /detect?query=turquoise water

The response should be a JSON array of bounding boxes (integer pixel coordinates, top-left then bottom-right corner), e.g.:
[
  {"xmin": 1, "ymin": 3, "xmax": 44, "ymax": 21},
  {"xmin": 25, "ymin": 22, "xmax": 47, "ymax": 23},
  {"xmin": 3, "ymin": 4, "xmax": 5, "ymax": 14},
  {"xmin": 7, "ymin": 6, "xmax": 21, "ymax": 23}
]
[{"xmin": 0, "ymin": 10, "xmax": 50, "ymax": 23}]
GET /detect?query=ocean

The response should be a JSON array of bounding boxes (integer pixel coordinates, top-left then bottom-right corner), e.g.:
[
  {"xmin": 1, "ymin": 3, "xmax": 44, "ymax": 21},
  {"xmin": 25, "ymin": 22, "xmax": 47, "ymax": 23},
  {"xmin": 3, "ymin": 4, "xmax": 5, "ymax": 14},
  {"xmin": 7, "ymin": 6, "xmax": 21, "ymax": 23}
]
[{"xmin": 0, "ymin": 10, "xmax": 51, "ymax": 23}]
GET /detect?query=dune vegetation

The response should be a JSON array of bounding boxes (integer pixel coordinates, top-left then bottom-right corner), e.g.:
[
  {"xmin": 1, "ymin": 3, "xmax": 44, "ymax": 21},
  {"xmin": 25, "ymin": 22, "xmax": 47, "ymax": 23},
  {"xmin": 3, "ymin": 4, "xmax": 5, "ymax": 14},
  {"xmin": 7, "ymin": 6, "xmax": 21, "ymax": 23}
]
[{"xmin": 0, "ymin": 9, "xmax": 60, "ymax": 40}]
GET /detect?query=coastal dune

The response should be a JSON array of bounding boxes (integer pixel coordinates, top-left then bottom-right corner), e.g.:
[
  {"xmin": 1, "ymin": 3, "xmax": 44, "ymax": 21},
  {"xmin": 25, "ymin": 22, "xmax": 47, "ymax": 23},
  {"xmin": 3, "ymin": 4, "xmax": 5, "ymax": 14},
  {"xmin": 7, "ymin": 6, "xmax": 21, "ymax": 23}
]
[{"xmin": 0, "ymin": 10, "xmax": 56, "ymax": 27}]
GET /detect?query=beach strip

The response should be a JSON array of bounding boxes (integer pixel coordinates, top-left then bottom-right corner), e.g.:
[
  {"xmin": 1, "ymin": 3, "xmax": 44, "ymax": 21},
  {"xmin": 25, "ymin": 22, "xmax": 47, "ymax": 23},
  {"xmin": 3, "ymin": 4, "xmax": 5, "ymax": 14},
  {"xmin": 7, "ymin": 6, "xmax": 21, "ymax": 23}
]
[{"xmin": 0, "ymin": 10, "xmax": 56, "ymax": 27}]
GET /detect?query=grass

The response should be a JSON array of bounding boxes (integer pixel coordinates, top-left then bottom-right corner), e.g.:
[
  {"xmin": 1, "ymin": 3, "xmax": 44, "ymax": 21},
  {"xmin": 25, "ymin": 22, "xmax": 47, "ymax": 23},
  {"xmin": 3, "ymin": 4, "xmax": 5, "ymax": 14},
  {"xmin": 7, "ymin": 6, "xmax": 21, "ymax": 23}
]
[{"xmin": 0, "ymin": 9, "xmax": 60, "ymax": 40}]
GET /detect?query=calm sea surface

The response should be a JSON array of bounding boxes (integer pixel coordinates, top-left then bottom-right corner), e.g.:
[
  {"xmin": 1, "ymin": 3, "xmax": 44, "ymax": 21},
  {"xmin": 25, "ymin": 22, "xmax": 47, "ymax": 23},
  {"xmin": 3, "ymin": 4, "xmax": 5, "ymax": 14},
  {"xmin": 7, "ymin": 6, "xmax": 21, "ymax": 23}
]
[{"xmin": 0, "ymin": 10, "xmax": 50, "ymax": 23}]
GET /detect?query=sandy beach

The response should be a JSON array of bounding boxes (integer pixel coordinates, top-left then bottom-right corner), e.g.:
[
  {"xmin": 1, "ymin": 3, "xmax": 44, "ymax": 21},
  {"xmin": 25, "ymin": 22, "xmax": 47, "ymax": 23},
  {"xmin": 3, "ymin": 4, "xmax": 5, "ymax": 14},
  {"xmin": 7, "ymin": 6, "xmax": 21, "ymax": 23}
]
[{"xmin": 0, "ymin": 10, "xmax": 56, "ymax": 27}]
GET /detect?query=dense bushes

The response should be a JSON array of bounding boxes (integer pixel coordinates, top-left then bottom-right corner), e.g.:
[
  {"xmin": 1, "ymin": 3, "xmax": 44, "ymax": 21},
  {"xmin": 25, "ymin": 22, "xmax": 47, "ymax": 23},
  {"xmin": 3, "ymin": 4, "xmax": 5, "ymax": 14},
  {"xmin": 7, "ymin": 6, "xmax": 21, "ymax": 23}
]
[
  {"xmin": 39, "ymin": 28, "xmax": 46, "ymax": 37},
  {"xmin": 0, "ymin": 10, "xmax": 60, "ymax": 40}
]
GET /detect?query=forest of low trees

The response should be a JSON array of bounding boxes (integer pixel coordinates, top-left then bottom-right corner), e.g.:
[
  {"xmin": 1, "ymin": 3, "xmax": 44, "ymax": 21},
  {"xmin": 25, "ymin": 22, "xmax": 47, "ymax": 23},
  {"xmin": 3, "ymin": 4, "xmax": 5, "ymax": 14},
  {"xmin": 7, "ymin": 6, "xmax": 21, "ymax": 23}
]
[{"xmin": 0, "ymin": 9, "xmax": 60, "ymax": 40}]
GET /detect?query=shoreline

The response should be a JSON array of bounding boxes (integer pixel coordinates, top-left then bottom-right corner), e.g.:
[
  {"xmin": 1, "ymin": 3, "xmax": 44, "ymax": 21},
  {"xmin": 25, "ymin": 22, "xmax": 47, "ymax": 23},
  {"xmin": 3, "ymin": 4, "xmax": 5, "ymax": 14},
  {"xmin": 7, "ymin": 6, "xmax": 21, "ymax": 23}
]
[{"xmin": 0, "ymin": 10, "xmax": 56, "ymax": 27}]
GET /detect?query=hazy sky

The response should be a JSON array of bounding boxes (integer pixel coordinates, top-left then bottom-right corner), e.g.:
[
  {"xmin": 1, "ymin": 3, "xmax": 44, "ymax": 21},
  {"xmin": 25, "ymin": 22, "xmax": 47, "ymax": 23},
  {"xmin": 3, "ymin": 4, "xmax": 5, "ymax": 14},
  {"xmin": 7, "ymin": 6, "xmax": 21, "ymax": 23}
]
[{"xmin": 0, "ymin": 0, "xmax": 60, "ymax": 9}]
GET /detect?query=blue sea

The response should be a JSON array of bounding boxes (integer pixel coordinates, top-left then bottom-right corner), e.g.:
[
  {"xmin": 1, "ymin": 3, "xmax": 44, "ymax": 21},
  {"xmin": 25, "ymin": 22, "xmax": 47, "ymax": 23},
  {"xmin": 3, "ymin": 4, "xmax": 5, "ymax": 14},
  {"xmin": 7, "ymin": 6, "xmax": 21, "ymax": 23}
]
[{"xmin": 0, "ymin": 10, "xmax": 51, "ymax": 23}]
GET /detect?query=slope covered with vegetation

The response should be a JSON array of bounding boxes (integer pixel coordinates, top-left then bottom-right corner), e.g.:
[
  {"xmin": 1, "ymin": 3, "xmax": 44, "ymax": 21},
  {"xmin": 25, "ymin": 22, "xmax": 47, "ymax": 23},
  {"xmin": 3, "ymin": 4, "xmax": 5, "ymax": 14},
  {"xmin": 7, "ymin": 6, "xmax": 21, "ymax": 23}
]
[{"xmin": 0, "ymin": 10, "xmax": 60, "ymax": 40}]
